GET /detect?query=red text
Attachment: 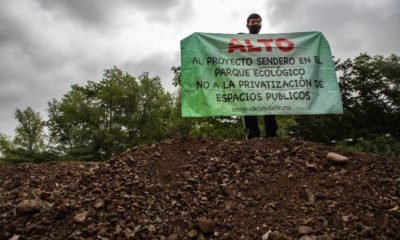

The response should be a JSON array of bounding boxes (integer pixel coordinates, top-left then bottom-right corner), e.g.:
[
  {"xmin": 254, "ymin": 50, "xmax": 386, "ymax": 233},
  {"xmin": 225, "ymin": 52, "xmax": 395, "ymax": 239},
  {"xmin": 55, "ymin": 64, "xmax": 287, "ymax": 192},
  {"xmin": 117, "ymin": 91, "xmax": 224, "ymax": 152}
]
[{"xmin": 228, "ymin": 38, "xmax": 295, "ymax": 53}]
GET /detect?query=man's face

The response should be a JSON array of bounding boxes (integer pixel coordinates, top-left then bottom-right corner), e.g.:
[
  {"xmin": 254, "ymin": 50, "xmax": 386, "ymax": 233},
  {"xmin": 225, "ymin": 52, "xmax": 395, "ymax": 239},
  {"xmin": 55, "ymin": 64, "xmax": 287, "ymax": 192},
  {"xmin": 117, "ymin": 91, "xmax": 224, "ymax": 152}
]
[{"xmin": 247, "ymin": 18, "xmax": 262, "ymax": 34}]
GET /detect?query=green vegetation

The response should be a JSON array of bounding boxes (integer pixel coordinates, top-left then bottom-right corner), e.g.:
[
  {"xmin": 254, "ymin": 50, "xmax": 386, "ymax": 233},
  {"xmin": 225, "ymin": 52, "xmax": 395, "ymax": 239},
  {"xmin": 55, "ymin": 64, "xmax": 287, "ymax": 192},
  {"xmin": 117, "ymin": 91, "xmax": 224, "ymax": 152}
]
[
  {"xmin": 290, "ymin": 54, "xmax": 400, "ymax": 155},
  {"xmin": 1, "ymin": 53, "xmax": 399, "ymax": 163},
  {"xmin": 335, "ymin": 136, "xmax": 400, "ymax": 157}
]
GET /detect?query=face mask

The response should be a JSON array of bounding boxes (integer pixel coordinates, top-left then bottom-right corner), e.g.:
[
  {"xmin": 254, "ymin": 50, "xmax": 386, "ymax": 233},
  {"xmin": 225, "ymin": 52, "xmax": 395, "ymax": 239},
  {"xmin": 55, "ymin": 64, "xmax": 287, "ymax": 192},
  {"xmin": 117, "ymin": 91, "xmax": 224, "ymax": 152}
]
[{"xmin": 248, "ymin": 24, "xmax": 261, "ymax": 34}]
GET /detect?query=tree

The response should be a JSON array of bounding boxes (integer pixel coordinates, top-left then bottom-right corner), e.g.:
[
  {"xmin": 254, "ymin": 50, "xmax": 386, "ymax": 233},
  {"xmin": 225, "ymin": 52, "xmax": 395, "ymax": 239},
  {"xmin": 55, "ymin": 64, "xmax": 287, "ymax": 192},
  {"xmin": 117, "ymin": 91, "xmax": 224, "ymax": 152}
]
[
  {"xmin": 48, "ymin": 67, "xmax": 174, "ymax": 160},
  {"xmin": 167, "ymin": 66, "xmax": 195, "ymax": 137},
  {"xmin": 14, "ymin": 107, "xmax": 45, "ymax": 152},
  {"xmin": 0, "ymin": 133, "xmax": 12, "ymax": 157},
  {"xmin": 291, "ymin": 53, "xmax": 400, "ymax": 143}
]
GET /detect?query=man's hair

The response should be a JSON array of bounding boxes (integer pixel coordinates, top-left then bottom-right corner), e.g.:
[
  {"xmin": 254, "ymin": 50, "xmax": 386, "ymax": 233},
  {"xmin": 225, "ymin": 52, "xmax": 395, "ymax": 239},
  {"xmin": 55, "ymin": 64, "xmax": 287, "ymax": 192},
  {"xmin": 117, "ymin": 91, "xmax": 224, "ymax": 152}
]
[{"xmin": 247, "ymin": 13, "xmax": 262, "ymax": 23}]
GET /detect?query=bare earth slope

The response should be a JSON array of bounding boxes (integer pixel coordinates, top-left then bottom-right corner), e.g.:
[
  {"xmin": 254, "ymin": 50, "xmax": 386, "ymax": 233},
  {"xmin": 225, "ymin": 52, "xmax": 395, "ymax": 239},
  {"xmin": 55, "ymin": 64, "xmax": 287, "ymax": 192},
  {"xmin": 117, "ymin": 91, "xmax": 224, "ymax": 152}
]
[{"xmin": 1, "ymin": 138, "xmax": 399, "ymax": 239}]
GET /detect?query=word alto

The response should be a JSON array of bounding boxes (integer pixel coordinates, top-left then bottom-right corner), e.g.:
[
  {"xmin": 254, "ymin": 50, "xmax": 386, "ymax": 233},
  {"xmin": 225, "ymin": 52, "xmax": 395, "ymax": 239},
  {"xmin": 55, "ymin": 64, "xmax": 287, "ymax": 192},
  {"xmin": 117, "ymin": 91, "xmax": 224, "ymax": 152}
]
[{"xmin": 227, "ymin": 38, "xmax": 294, "ymax": 53}]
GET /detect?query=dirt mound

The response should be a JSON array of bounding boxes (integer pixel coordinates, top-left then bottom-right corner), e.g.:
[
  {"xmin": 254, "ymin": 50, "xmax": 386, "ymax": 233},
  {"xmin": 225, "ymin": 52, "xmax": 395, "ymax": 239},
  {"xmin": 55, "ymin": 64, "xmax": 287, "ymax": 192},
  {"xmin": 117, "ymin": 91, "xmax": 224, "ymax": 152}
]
[{"xmin": 1, "ymin": 137, "xmax": 399, "ymax": 239}]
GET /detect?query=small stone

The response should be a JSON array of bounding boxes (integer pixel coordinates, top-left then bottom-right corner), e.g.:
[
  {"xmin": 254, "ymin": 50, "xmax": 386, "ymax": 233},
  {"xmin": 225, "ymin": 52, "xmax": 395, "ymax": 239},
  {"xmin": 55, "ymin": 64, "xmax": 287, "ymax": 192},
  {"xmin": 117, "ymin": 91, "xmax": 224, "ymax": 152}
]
[
  {"xmin": 133, "ymin": 225, "xmax": 142, "ymax": 234},
  {"xmin": 167, "ymin": 234, "xmax": 179, "ymax": 240},
  {"xmin": 306, "ymin": 161, "xmax": 317, "ymax": 169},
  {"xmin": 303, "ymin": 218, "xmax": 313, "ymax": 225},
  {"xmin": 87, "ymin": 223, "xmax": 97, "ymax": 234},
  {"xmin": 268, "ymin": 231, "xmax": 292, "ymax": 240},
  {"xmin": 94, "ymin": 199, "xmax": 104, "ymax": 209},
  {"xmin": 115, "ymin": 225, "xmax": 122, "ymax": 235},
  {"xmin": 255, "ymin": 156, "xmax": 265, "ymax": 161},
  {"xmin": 9, "ymin": 235, "xmax": 20, "ymax": 240},
  {"xmin": 288, "ymin": 173, "xmax": 294, "ymax": 179},
  {"xmin": 299, "ymin": 235, "xmax": 313, "ymax": 240},
  {"xmin": 124, "ymin": 228, "xmax": 135, "ymax": 239},
  {"xmin": 73, "ymin": 212, "xmax": 88, "ymax": 223},
  {"xmin": 326, "ymin": 152, "xmax": 349, "ymax": 164},
  {"xmin": 161, "ymin": 139, "xmax": 173, "ymax": 144},
  {"xmin": 201, "ymin": 196, "xmax": 208, "ymax": 201},
  {"xmin": 98, "ymin": 227, "xmax": 107, "ymax": 236},
  {"xmin": 31, "ymin": 188, "xmax": 42, "ymax": 198},
  {"xmin": 388, "ymin": 205, "xmax": 399, "ymax": 212},
  {"xmin": 16, "ymin": 199, "xmax": 43, "ymax": 214},
  {"xmin": 317, "ymin": 234, "xmax": 334, "ymax": 240},
  {"xmin": 187, "ymin": 229, "xmax": 197, "ymax": 238},
  {"xmin": 298, "ymin": 226, "xmax": 313, "ymax": 234},
  {"xmin": 197, "ymin": 218, "xmax": 216, "ymax": 233},
  {"xmin": 148, "ymin": 224, "xmax": 156, "ymax": 232},
  {"xmin": 306, "ymin": 189, "xmax": 316, "ymax": 205},
  {"xmin": 262, "ymin": 230, "xmax": 271, "ymax": 240}
]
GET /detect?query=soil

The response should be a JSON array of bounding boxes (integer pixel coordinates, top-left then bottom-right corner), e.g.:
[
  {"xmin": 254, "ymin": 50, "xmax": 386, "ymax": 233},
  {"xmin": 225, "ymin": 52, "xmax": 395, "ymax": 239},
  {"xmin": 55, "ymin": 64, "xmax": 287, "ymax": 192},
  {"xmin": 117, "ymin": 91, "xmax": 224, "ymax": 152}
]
[{"xmin": 1, "ymin": 137, "xmax": 399, "ymax": 240}]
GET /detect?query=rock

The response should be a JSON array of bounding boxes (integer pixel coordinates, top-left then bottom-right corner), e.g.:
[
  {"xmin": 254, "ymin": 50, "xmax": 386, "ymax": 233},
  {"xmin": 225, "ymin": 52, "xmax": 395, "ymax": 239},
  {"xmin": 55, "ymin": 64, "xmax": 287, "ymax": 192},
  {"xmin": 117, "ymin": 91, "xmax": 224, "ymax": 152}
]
[
  {"xmin": 197, "ymin": 218, "xmax": 216, "ymax": 233},
  {"xmin": 298, "ymin": 226, "xmax": 313, "ymax": 234},
  {"xmin": 9, "ymin": 235, "xmax": 20, "ymax": 240},
  {"xmin": 16, "ymin": 199, "xmax": 45, "ymax": 214},
  {"xmin": 31, "ymin": 188, "xmax": 42, "ymax": 198},
  {"xmin": 299, "ymin": 235, "xmax": 313, "ymax": 240},
  {"xmin": 95, "ymin": 199, "xmax": 104, "ymax": 209},
  {"xmin": 147, "ymin": 224, "xmax": 156, "ymax": 232},
  {"xmin": 268, "ymin": 231, "xmax": 292, "ymax": 240},
  {"xmin": 388, "ymin": 205, "xmax": 399, "ymax": 212},
  {"xmin": 73, "ymin": 212, "xmax": 88, "ymax": 223},
  {"xmin": 187, "ymin": 229, "xmax": 197, "ymax": 238},
  {"xmin": 133, "ymin": 225, "xmax": 142, "ymax": 234},
  {"xmin": 261, "ymin": 230, "xmax": 271, "ymax": 240},
  {"xmin": 115, "ymin": 225, "xmax": 122, "ymax": 235},
  {"xmin": 1, "ymin": 137, "xmax": 399, "ymax": 239},
  {"xmin": 161, "ymin": 139, "xmax": 174, "ymax": 144},
  {"xmin": 306, "ymin": 161, "xmax": 317, "ymax": 169},
  {"xmin": 316, "ymin": 234, "xmax": 334, "ymax": 240},
  {"xmin": 167, "ymin": 234, "xmax": 179, "ymax": 240},
  {"xmin": 326, "ymin": 152, "xmax": 349, "ymax": 164},
  {"xmin": 255, "ymin": 156, "xmax": 265, "ymax": 161},
  {"xmin": 123, "ymin": 228, "xmax": 135, "ymax": 239},
  {"xmin": 87, "ymin": 223, "xmax": 97, "ymax": 234},
  {"xmin": 305, "ymin": 189, "xmax": 315, "ymax": 205}
]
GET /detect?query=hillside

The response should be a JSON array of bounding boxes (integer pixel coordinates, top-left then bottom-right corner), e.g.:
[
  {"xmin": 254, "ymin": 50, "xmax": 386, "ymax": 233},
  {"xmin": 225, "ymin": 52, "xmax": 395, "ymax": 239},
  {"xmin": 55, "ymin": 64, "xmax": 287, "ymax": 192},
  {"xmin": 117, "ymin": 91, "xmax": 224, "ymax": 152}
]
[{"xmin": 1, "ymin": 137, "xmax": 399, "ymax": 239}]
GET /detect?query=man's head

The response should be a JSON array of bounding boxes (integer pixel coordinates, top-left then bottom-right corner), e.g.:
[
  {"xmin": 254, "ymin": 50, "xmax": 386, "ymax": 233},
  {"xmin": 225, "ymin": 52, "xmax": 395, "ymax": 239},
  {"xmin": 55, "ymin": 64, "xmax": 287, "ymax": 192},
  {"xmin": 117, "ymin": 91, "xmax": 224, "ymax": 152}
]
[{"xmin": 246, "ymin": 13, "xmax": 262, "ymax": 34}]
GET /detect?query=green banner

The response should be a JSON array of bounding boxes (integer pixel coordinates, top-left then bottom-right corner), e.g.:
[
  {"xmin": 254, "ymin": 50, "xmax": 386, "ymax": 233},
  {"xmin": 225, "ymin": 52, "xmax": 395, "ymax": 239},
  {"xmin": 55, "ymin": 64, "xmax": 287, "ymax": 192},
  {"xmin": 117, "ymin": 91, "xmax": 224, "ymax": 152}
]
[{"xmin": 180, "ymin": 32, "xmax": 343, "ymax": 117}]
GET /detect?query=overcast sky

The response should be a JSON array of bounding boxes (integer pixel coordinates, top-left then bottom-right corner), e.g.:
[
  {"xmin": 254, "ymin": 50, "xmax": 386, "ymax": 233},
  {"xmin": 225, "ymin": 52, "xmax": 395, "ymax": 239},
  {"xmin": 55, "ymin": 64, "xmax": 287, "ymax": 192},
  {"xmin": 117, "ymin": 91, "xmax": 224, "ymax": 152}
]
[{"xmin": 1, "ymin": 0, "xmax": 399, "ymax": 136}]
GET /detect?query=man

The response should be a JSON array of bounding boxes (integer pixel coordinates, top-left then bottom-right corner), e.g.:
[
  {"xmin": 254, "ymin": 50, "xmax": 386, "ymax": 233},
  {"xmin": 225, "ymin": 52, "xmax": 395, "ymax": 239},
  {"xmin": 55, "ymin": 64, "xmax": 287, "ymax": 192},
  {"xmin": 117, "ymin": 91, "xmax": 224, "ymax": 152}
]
[{"xmin": 243, "ymin": 13, "xmax": 278, "ymax": 139}]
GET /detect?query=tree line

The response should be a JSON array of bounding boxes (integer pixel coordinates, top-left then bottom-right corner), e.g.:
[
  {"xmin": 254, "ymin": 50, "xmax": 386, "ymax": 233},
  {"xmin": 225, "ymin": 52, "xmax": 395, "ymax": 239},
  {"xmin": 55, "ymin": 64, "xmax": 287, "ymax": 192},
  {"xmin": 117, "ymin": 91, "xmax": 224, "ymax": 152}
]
[{"xmin": 1, "ymin": 53, "xmax": 399, "ymax": 163}]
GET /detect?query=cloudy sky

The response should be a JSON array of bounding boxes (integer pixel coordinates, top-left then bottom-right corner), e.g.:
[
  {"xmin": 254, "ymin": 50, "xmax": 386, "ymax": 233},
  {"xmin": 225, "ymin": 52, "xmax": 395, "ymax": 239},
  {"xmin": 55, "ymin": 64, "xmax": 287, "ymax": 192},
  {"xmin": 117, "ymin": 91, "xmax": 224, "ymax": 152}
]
[{"xmin": 1, "ymin": 0, "xmax": 399, "ymax": 136}]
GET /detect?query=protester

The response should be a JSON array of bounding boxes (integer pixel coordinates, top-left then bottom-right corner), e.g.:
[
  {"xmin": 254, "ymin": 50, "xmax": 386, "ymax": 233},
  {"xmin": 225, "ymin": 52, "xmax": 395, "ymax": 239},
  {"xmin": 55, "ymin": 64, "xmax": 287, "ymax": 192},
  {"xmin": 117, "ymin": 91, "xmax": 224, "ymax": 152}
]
[{"xmin": 242, "ymin": 13, "xmax": 278, "ymax": 139}]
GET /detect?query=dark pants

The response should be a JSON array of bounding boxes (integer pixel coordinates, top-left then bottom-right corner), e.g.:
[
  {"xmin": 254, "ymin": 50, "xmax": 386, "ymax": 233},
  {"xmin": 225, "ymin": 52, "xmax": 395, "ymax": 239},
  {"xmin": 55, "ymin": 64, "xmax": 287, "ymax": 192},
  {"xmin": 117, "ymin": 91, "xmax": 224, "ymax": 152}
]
[{"xmin": 243, "ymin": 115, "xmax": 278, "ymax": 139}]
